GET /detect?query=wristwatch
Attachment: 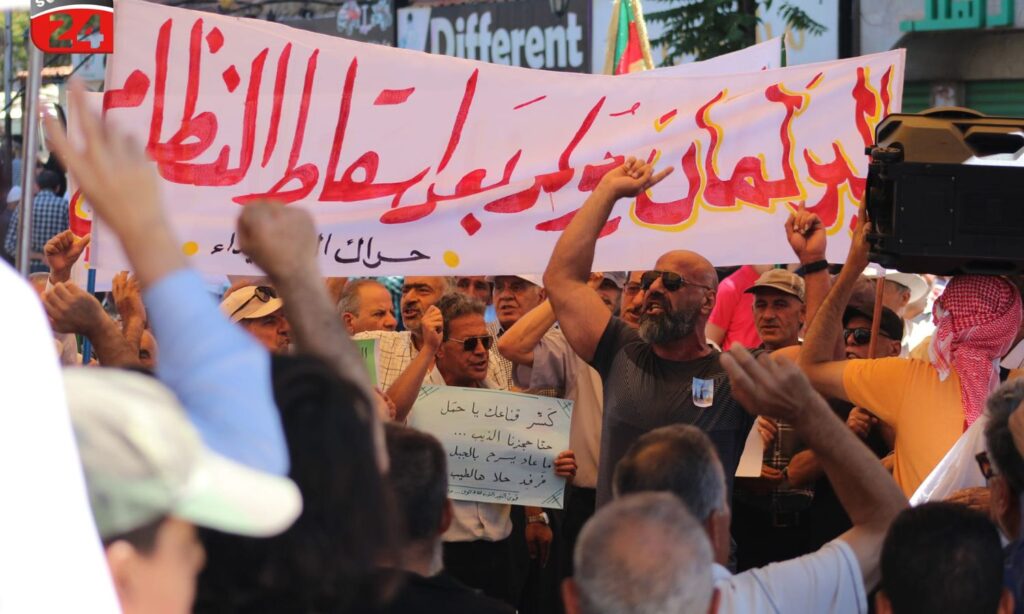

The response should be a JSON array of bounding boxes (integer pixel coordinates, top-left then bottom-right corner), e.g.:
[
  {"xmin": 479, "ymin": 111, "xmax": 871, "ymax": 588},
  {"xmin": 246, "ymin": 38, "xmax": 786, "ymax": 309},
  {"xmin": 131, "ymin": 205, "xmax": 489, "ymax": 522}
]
[
  {"xmin": 796, "ymin": 259, "xmax": 829, "ymax": 276},
  {"xmin": 527, "ymin": 512, "xmax": 549, "ymax": 525}
]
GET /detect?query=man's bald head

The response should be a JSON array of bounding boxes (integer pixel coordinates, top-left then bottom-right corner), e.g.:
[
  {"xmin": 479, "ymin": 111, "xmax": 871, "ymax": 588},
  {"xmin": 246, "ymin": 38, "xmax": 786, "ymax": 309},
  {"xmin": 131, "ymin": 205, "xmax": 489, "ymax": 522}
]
[
  {"xmin": 566, "ymin": 492, "xmax": 714, "ymax": 614},
  {"xmin": 655, "ymin": 251, "xmax": 718, "ymax": 292}
]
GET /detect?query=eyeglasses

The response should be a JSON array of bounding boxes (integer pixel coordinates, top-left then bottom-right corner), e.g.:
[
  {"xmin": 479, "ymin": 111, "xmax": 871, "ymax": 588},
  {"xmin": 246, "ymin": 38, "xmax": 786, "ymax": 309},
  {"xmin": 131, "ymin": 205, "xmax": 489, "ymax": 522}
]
[
  {"xmin": 976, "ymin": 451, "xmax": 996, "ymax": 481},
  {"xmin": 623, "ymin": 282, "xmax": 643, "ymax": 296},
  {"xmin": 447, "ymin": 335, "xmax": 494, "ymax": 351},
  {"xmin": 230, "ymin": 286, "xmax": 277, "ymax": 318},
  {"xmin": 844, "ymin": 327, "xmax": 892, "ymax": 346},
  {"xmin": 640, "ymin": 270, "xmax": 712, "ymax": 293}
]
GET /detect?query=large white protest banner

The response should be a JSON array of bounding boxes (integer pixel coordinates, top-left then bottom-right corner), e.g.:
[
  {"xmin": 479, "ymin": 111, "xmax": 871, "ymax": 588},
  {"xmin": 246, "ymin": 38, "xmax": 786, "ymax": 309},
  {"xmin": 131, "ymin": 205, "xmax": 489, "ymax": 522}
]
[
  {"xmin": 97, "ymin": 0, "xmax": 903, "ymax": 275},
  {"xmin": 407, "ymin": 385, "xmax": 572, "ymax": 508}
]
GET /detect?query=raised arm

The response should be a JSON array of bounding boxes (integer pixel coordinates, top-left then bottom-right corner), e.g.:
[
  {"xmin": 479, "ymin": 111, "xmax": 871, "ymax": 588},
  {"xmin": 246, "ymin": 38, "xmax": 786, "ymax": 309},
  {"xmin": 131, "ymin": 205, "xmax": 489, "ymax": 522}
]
[
  {"xmin": 498, "ymin": 300, "xmax": 557, "ymax": 367},
  {"xmin": 784, "ymin": 204, "xmax": 832, "ymax": 342},
  {"xmin": 45, "ymin": 80, "xmax": 288, "ymax": 475},
  {"xmin": 43, "ymin": 282, "xmax": 139, "ymax": 367},
  {"xmin": 236, "ymin": 201, "xmax": 374, "ymax": 399},
  {"xmin": 387, "ymin": 306, "xmax": 443, "ymax": 422},
  {"xmin": 796, "ymin": 203, "xmax": 872, "ymax": 400},
  {"xmin": 722, "ymin": 347, "xmax": 906, "ymax": 589},
  {"xmin": 543, "ymin": 158, "xmax": 671, "ymax": 362},
  {"xmin": 112, "ymin": 271, "xmax": 146, "ymax": 359}
]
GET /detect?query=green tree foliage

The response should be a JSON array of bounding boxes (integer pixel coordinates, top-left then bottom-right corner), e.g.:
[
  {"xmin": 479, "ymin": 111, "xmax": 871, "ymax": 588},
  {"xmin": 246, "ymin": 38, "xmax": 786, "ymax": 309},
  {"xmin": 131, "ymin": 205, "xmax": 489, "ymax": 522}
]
[{"xmin": 646, "ymin": 0, "xmax": 825, "ymax": 65}]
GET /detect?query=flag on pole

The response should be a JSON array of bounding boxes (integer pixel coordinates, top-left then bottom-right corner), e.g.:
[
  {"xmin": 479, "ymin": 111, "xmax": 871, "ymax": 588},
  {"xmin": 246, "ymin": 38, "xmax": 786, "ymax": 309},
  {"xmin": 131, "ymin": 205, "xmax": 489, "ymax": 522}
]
[{"xmin": 604, "ymin": 0, "xmax": 655, "ymax": 74}]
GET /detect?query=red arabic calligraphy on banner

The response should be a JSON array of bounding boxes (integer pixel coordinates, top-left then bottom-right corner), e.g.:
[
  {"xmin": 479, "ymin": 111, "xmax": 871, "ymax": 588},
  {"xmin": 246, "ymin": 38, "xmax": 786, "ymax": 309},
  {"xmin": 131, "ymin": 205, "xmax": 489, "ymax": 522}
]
[{"xmin": 94, "ymin": 0, "xmax": 903, "ymax": 275}]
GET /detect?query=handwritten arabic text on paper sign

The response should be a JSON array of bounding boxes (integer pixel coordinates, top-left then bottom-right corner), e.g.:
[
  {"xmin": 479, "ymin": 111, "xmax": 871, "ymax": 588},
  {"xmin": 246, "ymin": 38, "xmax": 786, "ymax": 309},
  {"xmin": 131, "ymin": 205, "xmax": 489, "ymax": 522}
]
[
  {"xmin": 408, "ymin": 385, "xmax": 572, "ymax": 509},
  {"xmin": 96, "ymin": 0, "xmax": 903, "ymax": 276}
]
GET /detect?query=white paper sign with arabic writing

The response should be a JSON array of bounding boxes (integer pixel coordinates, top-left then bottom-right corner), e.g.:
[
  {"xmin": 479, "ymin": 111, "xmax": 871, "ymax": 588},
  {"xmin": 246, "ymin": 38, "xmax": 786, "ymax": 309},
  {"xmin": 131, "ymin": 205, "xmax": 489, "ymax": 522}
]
[
  {"xmin": 97, "ymin": 0, "xmax": 903, "ymax": 275},
  {"xmin": 408, "ymin": 385, "xmax": 573, "ymax": 509}
]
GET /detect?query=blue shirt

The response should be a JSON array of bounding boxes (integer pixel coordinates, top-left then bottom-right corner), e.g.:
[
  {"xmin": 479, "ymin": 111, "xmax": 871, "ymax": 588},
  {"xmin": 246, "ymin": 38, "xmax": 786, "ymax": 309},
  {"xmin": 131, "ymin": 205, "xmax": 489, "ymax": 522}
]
[
  {"xmin": 3, "ymin": 190, "xmax": 69, "ymax": 273},
  {"xmin": 1005, "ymin": 538, "xmax": 1024, "ymax": 614},
  {"xmin": 144, "ymin": 269, "xmax": 289, "ymax": 475}
]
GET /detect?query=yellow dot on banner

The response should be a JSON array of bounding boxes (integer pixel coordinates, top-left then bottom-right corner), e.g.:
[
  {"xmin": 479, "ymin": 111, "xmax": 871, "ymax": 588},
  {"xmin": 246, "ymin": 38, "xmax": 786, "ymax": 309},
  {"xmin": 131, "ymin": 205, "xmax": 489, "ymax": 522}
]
[
  {"xmin": 182, "ymin": 241, "xmax": 199, "ymax": 256},
  {"xmin": 443, "ymin": 250, "xmax": 460, "ymax": 268}
]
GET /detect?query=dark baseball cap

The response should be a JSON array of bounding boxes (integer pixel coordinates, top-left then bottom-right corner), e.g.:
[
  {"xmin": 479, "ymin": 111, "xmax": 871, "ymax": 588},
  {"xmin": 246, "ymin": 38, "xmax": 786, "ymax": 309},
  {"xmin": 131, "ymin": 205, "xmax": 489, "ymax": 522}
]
[{"xmin": 843, "ymin": 303, "xmax": 905, "ymax": 341}]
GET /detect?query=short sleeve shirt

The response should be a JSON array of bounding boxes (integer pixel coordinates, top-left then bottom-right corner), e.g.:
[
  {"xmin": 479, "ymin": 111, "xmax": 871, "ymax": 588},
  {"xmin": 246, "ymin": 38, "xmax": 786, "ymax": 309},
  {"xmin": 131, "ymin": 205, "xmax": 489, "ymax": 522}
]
[
  {"xmin": 589, "ymin": 317, "xmax": 755, "ymax": 506},
  {"xmin": 842, "ymin": 357, "xmax": 964, "ymax": 497},
  {"xmin": 708, "ymin": 265, "xmax": 762, "ymax": 350},
  {"xmin": 514, "ymin": 326, "xmax": 604, "ymax": 489},
  {"xmin": 714, "ymin": 539, "xmax": 867, "ymax": 613}
]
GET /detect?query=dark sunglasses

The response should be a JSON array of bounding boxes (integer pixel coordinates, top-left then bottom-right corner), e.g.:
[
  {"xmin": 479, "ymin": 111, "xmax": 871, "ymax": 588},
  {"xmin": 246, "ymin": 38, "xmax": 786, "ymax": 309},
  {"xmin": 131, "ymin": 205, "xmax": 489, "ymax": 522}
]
[
  {"xmin": 447, "ymin": 335, "xmax": 494, "ymax": 351},
  {"xmin": 640, "ymin": 270, "xmax": 712, "ymax": 293},
  {"xmin": 844, "ymin": 327, "xmax": 891, "ymax": 346},
  {"xmin": 976, "ymin": 451, "xmax": 996, "ymax": 480},
  {"xmin": 230, "ymin": 285, "xmax": 278, "ymax": 318}
]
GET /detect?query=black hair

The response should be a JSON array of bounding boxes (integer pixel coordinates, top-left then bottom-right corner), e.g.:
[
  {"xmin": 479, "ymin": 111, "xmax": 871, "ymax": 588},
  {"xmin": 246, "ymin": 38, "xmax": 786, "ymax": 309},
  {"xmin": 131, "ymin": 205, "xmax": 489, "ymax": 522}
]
[
  {"xmin": 36, "ymin": 169, "xmax": 61, "ymax": 191},
  {"xmin": 881, "ymin": 502, "xmax": 1004, "ymax": 614},
  {"xmin": 384, "ymin": 423, "xmax": 448, "ymax": 542},
  {"xmin": 985, "ymin": 379, "xmax": 1024, "ymax": 495},
  {"xmin": 102, "ymin": 515, "xmax": 167, "ymax": 555},
  {"xmin": 612, "ymin": 425, "xmax": 725, "ymax": 522},
  {"xmin": 195, "ymin": 354, "xmax": 400, "ymax": 613}
]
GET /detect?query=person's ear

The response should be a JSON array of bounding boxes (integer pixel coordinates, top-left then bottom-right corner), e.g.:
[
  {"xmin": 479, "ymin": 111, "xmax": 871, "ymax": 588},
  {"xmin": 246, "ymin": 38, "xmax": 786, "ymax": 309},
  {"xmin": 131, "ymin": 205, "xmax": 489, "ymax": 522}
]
[
  {"xmin": 707, "ymin": 587, "xmax": 721, "ymax": 614},
  {"xmin": 998, "ymin": 587, "xmax": 1015, "ymax": 614},
  {"xmin": 888, "ymin": 339, "xmax": 902, "ymax": 357},
  {"xmin": 539, "ymin": 288, "xmax": 548, "ymax": 302},
  {"xmin": 104, "ymin": 541, "xmax": 139, "ymax": 603},
  {"xmin": 439, "ymin": 498, "xmax": 453, "ymax": 535},
  {"xmin": 703, "ymin": 289, "xmax": 717, "ymax": 315},
  {"xmin": 341, "ymin": 312, "xmax": 355, "ymax": 334},
  {"xmin": 562, "ymin": 578, "xmax": 581, "ymax": 614},
  {"xmin": 875, "ymin": 590, "xmax": 893, "ymax": 614}
]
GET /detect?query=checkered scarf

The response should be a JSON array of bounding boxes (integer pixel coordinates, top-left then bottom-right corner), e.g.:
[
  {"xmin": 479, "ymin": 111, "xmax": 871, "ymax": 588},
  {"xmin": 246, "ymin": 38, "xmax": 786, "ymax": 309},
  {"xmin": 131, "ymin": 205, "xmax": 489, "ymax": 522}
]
[{"xmin": 928, "ymin": 276, "xmax": 1022, "ymax": 428}]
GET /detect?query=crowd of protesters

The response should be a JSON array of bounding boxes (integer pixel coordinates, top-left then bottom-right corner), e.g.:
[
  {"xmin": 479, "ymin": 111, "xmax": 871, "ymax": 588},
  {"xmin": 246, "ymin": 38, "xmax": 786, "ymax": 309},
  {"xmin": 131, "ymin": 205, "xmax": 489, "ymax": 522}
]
[{"xmin": 6, "ymin": 80, "xmax": 1024, "ymax": 614}]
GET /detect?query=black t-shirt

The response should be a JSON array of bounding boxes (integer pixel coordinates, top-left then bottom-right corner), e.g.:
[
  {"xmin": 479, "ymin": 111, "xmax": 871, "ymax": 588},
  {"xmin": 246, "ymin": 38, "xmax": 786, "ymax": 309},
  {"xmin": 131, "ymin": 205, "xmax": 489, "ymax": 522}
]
[
  {"xmin": 378, "ymin": 571, "xmax": 516, "ymax": 614},
  {"xmin": 590, "ymin": 317, "xmax": 756, "ymax": 506}
]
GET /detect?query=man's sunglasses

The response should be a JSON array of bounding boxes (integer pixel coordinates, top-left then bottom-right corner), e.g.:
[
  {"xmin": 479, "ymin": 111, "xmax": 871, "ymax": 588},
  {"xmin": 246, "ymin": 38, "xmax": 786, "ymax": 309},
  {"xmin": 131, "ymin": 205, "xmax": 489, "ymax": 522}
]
[
  {"xmin": 230, "ymin": 286, "xmax": 278, "ymax": 318},
  {"xmin": 844, "ymin": 328, "xmax": 891, "ymax": 346},
  {"xmin": 447, "ymin": 335, "xmax": 494, "ymax": 351},
  {"xmin": 640, "ymin": 270, "xmax": 712, "ymax": 293},
  {"xmin": 976, "ymin": 451, "xmax": 996, "ymax": 480}
]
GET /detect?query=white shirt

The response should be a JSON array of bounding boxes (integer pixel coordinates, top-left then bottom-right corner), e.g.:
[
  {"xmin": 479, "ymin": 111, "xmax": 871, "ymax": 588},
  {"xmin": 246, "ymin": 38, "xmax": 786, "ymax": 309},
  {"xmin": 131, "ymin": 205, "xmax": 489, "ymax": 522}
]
[
  {"xmin": 514, "ymin": 326, "xmax": 603, "ymax": 489},
  {"xmin": 356, "ymin": 330, "xmax": 513, "ymax": 543},
  {"xmin": 713, "ymin": 540, "xmax": 867, "ymax": 614},
  {"xmin": 0, "ymin": 262, "xmax": 120, "ymax": 612}
]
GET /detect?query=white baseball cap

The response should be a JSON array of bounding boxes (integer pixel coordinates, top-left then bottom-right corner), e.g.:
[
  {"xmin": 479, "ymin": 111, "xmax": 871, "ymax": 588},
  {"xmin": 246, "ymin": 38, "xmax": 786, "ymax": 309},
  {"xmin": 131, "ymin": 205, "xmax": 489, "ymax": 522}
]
[{"xmin": 65, "ymin": 368, "xmax": 302, "ymax": 540}]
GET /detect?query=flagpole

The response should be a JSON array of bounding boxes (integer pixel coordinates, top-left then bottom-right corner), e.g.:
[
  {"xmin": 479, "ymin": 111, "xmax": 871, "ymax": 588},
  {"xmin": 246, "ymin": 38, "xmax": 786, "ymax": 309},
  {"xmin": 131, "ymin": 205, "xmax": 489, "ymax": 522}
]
[
  {"xmin": 16, "ymin": 43, "xmax": 42, "ymax": 276},
  {"xmin": 4, "ymin": 12, "xmax": 12, "ymax": 191}
]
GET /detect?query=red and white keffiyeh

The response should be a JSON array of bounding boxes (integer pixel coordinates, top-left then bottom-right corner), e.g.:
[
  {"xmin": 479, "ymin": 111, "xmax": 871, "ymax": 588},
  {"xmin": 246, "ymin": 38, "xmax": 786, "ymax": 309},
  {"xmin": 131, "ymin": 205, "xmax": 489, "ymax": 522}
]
[{"xmin": 928, "ymin": 275, "xmax": 1022, "ymax": 428}]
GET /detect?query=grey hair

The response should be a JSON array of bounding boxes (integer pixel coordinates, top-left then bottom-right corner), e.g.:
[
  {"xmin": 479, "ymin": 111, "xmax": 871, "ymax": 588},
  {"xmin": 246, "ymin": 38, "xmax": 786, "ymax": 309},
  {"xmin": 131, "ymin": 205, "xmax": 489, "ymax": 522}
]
[
  {"xmin": 612, "ymin": 424, "xmax": 726, "ymax": 521},
  {"xmin": 985, "ymin": 379, "xmax": 1024, "ymax": 495},
  {"xmin": 574, "ymin": 492, "xmax": 713, "ymax": 614},
  {"xmin": 337, "ymin": 279, "xmax": 387, "ymax": 316},
  {"xmin": 435, "ymin": 293, "xmax": 485, "ymax": 341}
]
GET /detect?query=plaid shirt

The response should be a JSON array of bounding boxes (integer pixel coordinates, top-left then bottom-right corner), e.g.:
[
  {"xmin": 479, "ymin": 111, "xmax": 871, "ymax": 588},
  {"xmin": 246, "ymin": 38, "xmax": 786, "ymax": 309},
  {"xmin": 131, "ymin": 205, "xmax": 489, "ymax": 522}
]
[
  {"xmin": 354, "ymin": 329, "xmax": 509, "ymax": 391},
  {"xmin": 4, "ymin": 190, "xmax": 68, "ymax": 273}
]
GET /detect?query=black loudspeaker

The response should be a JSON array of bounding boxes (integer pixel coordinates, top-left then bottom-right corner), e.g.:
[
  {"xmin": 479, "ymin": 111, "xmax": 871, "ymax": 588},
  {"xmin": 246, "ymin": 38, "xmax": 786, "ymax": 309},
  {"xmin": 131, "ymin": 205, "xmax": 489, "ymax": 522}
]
[{"xmin": 865, "ymin": 108, "xmax": 1024, "ymax": 275}]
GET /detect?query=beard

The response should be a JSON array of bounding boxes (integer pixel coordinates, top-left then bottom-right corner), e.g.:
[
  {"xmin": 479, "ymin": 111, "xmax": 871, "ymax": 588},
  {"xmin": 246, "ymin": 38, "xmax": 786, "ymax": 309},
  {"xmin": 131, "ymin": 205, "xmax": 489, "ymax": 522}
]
[{"xmin": 639, "ymin": 305, "xmax": 699, "ymax": 344}]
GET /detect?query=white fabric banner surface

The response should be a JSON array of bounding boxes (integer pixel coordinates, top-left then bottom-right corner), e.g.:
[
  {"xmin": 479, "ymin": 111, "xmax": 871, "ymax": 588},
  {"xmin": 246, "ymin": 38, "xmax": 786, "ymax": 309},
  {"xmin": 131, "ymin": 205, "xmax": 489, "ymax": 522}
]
[{"xmin": 97, "ymin": 0, "xmax": 903, "ymax": 276}]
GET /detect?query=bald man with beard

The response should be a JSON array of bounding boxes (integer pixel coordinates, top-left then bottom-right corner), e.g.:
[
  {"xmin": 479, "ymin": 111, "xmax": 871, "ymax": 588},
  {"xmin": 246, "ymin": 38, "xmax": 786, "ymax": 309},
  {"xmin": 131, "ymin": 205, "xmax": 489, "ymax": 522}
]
[{"xmin": 544, "ymin": 158, "xmax": 756, "ymax": 506}]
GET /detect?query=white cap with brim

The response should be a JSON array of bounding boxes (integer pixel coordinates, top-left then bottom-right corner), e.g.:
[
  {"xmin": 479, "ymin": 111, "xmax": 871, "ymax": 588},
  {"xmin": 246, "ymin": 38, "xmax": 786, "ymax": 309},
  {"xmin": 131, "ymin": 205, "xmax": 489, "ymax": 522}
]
[
  {"xmin": 863, "ymin": 267, "xmax": 930, "ymax": 305},
  {"xmin": 64, "ymin": 368, "xmax": 302, "ymax": 540},
  {"xmin": 220, "ymin": 285, "xmax": 285, "ymax": 323},
  {"xmin": 485, "ymin": 274, "xmax": 544, "ymax": 287}
]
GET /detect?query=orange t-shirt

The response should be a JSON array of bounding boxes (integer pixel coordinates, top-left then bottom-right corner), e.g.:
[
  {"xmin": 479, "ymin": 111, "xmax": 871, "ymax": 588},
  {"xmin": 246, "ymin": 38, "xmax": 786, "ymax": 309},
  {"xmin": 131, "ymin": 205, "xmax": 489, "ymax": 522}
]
[{"xmin": 842, "ymin": 357, "xmax": 963, "ymax": 497}]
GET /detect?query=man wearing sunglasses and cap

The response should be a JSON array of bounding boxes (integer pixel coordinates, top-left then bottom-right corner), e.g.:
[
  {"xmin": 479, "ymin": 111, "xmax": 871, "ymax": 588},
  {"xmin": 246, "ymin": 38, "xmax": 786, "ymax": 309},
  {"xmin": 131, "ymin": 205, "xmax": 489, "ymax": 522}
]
[
  {"xmin": 544, "ymin": 157, "xmax": 755, "ymax": 508},
  {"xmin": 220, "ymin": 285, "xmax": 291, "ymax": 354},
  {"xmin": 396, "ymin": 292, "xmax": 576, "ymax": 607}
]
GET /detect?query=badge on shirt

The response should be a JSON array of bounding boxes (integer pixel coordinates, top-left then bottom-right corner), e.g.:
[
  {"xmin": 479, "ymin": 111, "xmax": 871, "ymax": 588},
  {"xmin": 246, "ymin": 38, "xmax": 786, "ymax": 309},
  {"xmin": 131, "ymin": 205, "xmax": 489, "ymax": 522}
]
[{"xmin": 693, "ymin": 377, "xmax": 714, "ymax": 408}]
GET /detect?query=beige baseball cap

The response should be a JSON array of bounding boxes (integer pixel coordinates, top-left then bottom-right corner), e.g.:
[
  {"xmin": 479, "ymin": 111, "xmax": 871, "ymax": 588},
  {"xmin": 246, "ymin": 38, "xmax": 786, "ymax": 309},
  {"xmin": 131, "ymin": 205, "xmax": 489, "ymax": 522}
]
[
  {"xmin": 745, "ymin": 268, "xmax": 806, "ymax": 302},
  {"xmin": 65, "ymin": 368, "xmax": 302, "ymax": 540},
  {"xmin": 220, "ymin": 285, "xmax": 284, "ymax": 323}
]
